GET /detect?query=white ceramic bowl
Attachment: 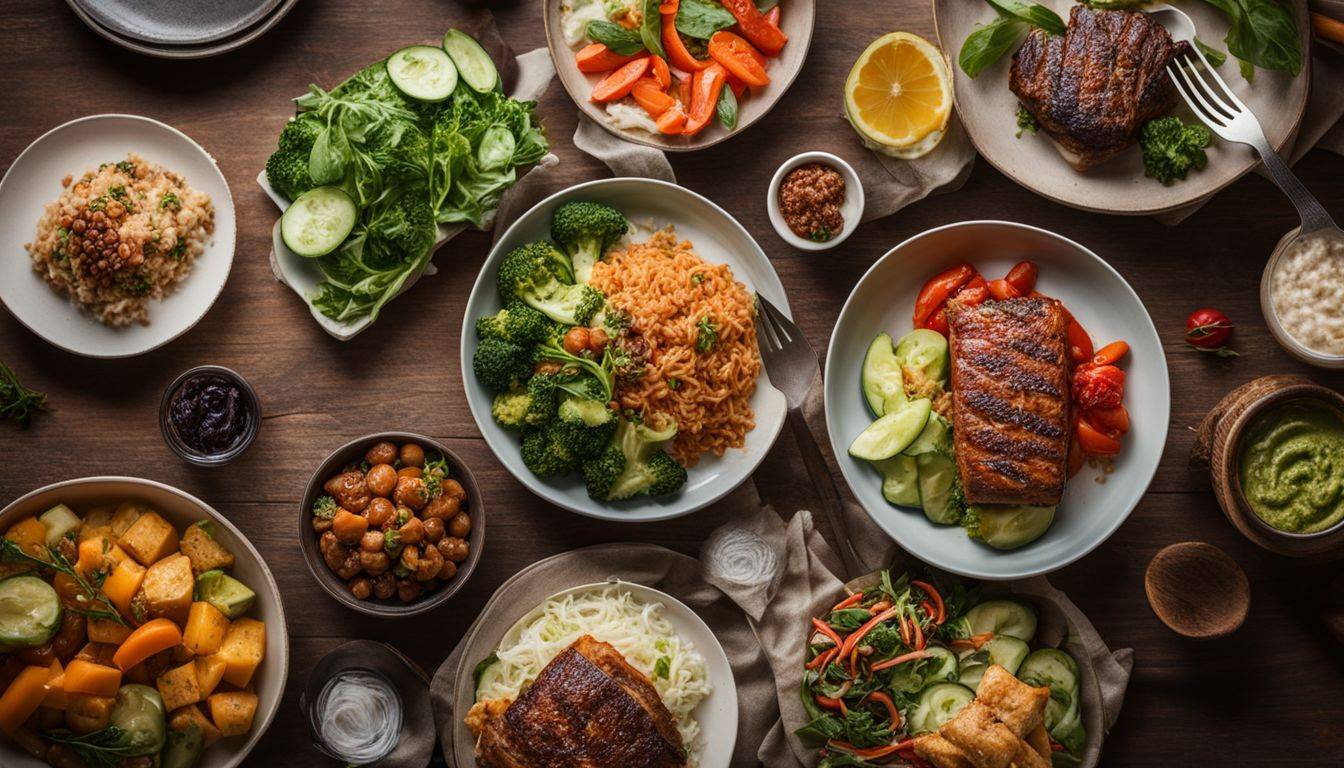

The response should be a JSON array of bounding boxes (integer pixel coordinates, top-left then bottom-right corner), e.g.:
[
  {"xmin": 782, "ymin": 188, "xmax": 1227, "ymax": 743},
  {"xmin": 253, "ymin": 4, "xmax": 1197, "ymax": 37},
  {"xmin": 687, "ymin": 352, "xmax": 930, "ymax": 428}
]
[
  {"xmin": 1259, "ymin": 227, "xmax": 1344, "ymax": 370},
  {"xmin": 0, "ymin": 477, "xmax": 288, "ymax": 768},
  {"xmin": 0, "ymin": 115, "xmax": 236, "ymax": 358},
  {"xmin": 766, "ymin": 151, "xmax": 864, "ymax": 251},
  {"xmin": 461, "ymin": 177, "xmax": 789, "ymax": 522},
  {"xmin": 824, "ymin": 221, "xmax": 1170, "ymax": 580}
]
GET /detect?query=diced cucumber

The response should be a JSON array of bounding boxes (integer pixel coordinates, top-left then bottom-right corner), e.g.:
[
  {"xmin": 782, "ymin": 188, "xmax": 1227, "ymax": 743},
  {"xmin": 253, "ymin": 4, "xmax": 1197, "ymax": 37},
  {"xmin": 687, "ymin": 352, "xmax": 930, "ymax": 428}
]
[
  {"xmin": 848, "ymin": 398, "xmax": 931, "ymax": 461},
  {"xmin": 0, "ymin": 575, "xmax": 63, "ymax": 651},
  {"xmin": 896, "ymin": 328, "xmax": 950, "ymax": 385},
  {"xmin": 957, "ymin": 635, "xmax": 1030, "ymax": 691},
  {"xmin": 962, "ymin": 599, "xmax": 1038, "ymax": 641},
  {"xmin": 861, "ymin": 333, "xmax": 906, "ymax": 417},
  {"xmin": 872, "ymin": 455, "xmax": 920, "ymax": 507},
  {"xmin": 443, "ymin": 30, "xmax": 499, "ymax": 92},
  {"xmin": 970, "ymin": 504, "xmax": 1056, "ymax": 550},
  {"xmin": 39, "ymin": 503, "xmax": 81, "ymax": 547},
  {"xmin": 905, "ymin": 683, "xmax": 975, "ymax": 735},
  {"xmin": 1019, "ymin": 649, "xmax": 1081, "ymax": 735},
  {"xmin": 903, "ymin": 413, "xmax": 950, "ymax": 457},
  {"xmin": 916, "ymin": 451, "xmax": 962, "ymax": 525},
  {"xmin": 387, "ymin": 45, "xmax": 458, "ymax": 102},
  {"xmin": 280, "ymin": 186, "xmax": 357, "ymax": 258}
]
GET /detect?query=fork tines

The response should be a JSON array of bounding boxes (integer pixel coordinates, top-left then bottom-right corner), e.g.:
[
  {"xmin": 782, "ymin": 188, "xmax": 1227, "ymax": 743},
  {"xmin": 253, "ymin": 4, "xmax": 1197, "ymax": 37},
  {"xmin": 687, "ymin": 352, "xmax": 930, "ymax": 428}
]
[{"xmin": 1166, "ymin": 49, "xmax": 1249, "ymax": 137}]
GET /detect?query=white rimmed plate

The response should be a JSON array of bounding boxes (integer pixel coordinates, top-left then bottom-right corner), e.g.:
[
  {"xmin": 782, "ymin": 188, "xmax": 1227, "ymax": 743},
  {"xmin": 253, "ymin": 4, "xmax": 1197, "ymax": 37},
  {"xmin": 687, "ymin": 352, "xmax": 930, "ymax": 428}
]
[
  {"xmin": 451, "ymin": 578, "xmax": 737, "ymax": 768},
  {"xmin": 824, "ymin": 221, "xmax": 1170, "ymax": 580},
  {"xmin": 461, "ymin": 177, "xmax": 788, "ymax": 522},
  {"xmin": 0, "ymin": 477, "xmax": 289, "ymax": 768},
  {"xmin": 0, "ymin": 115, "xmax": 235, "ymax": 358}
]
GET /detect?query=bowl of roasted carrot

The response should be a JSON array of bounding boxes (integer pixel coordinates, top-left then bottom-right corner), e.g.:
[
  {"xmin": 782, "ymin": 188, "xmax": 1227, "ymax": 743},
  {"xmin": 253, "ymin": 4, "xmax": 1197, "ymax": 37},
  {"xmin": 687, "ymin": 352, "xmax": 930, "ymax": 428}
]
[{"xmin": 545, "ymin": 0, "xmax": 815, "ymax": 149}]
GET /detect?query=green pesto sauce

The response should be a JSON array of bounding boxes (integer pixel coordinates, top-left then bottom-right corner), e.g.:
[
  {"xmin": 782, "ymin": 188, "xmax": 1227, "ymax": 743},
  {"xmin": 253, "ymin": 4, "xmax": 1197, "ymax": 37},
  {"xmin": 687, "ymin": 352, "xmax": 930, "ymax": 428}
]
[{"xmin": 1238, "ymin": 400, "xmax": 1344, "ymax": 534}]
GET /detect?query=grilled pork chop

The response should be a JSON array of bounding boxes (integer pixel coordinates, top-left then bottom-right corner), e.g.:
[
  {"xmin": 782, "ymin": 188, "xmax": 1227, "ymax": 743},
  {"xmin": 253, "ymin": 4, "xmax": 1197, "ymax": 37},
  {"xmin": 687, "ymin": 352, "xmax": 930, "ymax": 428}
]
[
  {"xmin": 1010, "ymin": 6, "xmax": 1189, "ymax": 170},
  {"xmin": 947, "ymin": 298, "xmax": 1070, "ymax": 506},
  {"xmin": 468, "ymin": 635, "xmax": 686, "ymax": 768}
]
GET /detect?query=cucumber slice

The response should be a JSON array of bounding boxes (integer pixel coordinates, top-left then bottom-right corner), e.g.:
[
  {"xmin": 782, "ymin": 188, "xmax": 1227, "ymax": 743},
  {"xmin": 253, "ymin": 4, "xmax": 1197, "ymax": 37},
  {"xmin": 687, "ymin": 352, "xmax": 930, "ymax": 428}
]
[
  {"xmin": 39, "ymin": 503, "xmax": 81, "ymax": 547},
  {"xmin": 903, "ymin": 413, "xmax": 950, "ymax": 457},
  {"xmin": 848, "ymin": 398, "xmax": 931, "ymax": 461},
  {"xmin": 906, "ymin": 683, "xmax": 975, "ymax": 735},
  {"xmin": 872, "ymin": 455, "xmax": 920, "ymax": 507},
  {"xmin": 1053, "ymin": 711, "xmax": 1086, "ymax": 754},
  {"xmin": 895, "ymin": 328, "xmax": 950, "ymax": 385},
  {"xmin": 280, "ymin": 187, "xmax": 357, "ymax": 258},
  {"xmin": 921, "ymin": 645, "xmax": 960, "ymax": 684},
  {"xmin": 970, "ymin": 504, "xmax": 1056, "ymax": 550},
  {"xmin": 957, "ymin": 635, "xmax": 1030, "ymax": 690},
  {"xmin": 1019, "ymin": 649, "xmax": 1081, "ymax": 734},
  {"xmin": 386, "ymin": 45, "xmax": 458, "ymax": 102},
  {"xmin": 887, "ymin": 645, "xmax": 960, "ymax": 693},
  {"xmin": 916, "ymin": 451, "xmax": 962, "ymax": 525},
  {"xmin": 962, "ymin": 599, "xmax": 1038, "ymax": 641},
  {"xmin": 0, "ymin": 575, "xmax": 63, "ymax": 651},
  {"xmin": 861, "ymin": 333, "xmax": 906, "ymax": 417},
  {"xmin": 442, "ymin": 30, "xmax": 499, "ymax": 92}
]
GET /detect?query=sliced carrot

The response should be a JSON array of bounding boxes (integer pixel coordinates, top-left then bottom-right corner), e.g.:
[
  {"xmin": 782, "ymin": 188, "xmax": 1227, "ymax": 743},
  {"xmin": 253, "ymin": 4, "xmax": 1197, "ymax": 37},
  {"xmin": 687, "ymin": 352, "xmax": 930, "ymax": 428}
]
[
  {"xmin": 810, "ymin": 617, "xmax": 843, "ymax": 648},
  {"xmin": 865, "ymin": 691, "xmax": 902, "ymax": 728},
  {"xmin": 0, "ymin": 665, "xmax": 52, "ymax": 735},
  {"xmin": 591, "ymin": 56, "xmax": 651, "ymax": 102},
  {"xmin": 720, "ymin": 0, "xmax": 788, "ymax": 56},
  {"xmin": 869, "ymin": 649, "xmax": 930, "ymax": 672},
  {"xmin": 576, "ymin": 43, "xmax": 639, "ymax": 74},
  {"xmin": 683, "ymin": 63, "xmax": 728, "ymax": 135},
  {"xmin": 649, "ymin": 55, "xmax": 671, "ymax": 88},
  {"xmin": 112, "ymin": 618, "xmax": 182, "ymax": 672},
  {"xmin": 869, "ymin": 600, "xmax": 892, "ymax": 615},
  {"xmin": 61, "ymin": 659, "xmax": 122, "ymax": 698},
  {"xmin": 1091, "ymin": 340, "xmax": 1129, "ymax": 366},
  {"xmin": 910, "ymin": 580, "xmax": 945, "ymax": 624},
  {"xmin": 830, "ymin": 592, "xmax": 864, "ymax": 613},
  {"xmin": 656, "ymin": 104, "xmax": 688, "ymax": 134},
  {"xmin": 805, "ymin": 647, "xmax": 836, "ymax": 670},
  {"xmin": 662, "ymin": 11, "xmax": 710, "ymax": 71},
  {"xmin": 631, "ymin": 77, "xmax": 676, "ymax": 118},
  {"xmin": 708, "ymin": 31, "xmax": 770, "ymax": 87}
]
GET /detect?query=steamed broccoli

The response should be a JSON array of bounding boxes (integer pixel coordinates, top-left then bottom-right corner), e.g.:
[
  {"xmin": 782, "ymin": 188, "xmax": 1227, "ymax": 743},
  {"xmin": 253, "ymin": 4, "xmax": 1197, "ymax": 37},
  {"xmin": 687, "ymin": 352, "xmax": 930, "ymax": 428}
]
[
  {"xmin": 535, "ymin": 338, "xmax": 615, "ymax": 404},
  {"xmin": 472, "ymin": 337, "xmax": 534, "ymax": 393},
  {"xmin": 264, "ymin": 149, "xmax": 315, "ymax": 201},
  {"xmin": 521, "ymin": 428, "xmax": 578, "ymax": 477},
  {"xmin": 496, "ymin": 241, "xmax": 602, "ymax": 325},
  {"xmin": 550, "ymin": 394, "xmax": 617, "ymax": 458},
  {"xmin": 278, "ymin": 117, "xmax": 322, "ymax": 152},
  {"xmin": 492, "ymin": 387, "xmax": 556, "ymax": 430},
  {"xmin": 581, "ymin": 417, "xmax": 687, "ymax": 501},
  {"xmin": 475, "ymin": 301, "xmax": 554, "ymax": 346},
  {"xmin": 550, "ymin": 201, "xmax": 630, "ymax": 284},
  {"xmin": 1140, "ymin": 116, "xmax": 1213, "ymax": 186}
]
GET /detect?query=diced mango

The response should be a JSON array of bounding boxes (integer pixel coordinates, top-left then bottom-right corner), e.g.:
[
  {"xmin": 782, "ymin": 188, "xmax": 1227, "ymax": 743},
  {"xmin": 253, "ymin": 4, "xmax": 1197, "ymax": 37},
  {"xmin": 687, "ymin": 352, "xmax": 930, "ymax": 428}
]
[
  {"xmin": 103, "ymin": 558, "xmax": 146, "ymax": 618},
  {"xmin": 216, "ymin": 618, "xmax": 265, "ymax": 688},
  {"xmin": 0, "ymin": 665, "xmax": 52, "ymax": 735},
  {"xmin": 140, "ymin": 554, "xmax": 194, "ymax": 622},
  {"xmin": 62, "ymin": 660, "xmax": 122, "ymax": 698},
  {"xmin": 156, "ymin": 661, "xmax": 200, "ymax": 712},
  {"xmin": 170, "ymin": 703, "xmax": 223, "ymax": 746},
  {"xmin": 194, "ymin": 655, "xmax": 227, "ymax": 699},
  {"xmin": 87, "ymin": 618, "xmax": 133, "ymax": 645},
  {"xmin": 117, "ymin": 511, "xmax": 178, "ymax": 566},
  {"xmin": 179, "ymin": 521, "xmax": 235, "ymax": 575},
  {"xmin": 207, "ymin": 691, "xmax": 258, "ymax": 737},
  {"xmin": 4, "ymin": 517, "xmax": 47, "ymax": 559},
  {"xmin": 182, "ymin": 602, "xmax": 229, "ymax": 656}
]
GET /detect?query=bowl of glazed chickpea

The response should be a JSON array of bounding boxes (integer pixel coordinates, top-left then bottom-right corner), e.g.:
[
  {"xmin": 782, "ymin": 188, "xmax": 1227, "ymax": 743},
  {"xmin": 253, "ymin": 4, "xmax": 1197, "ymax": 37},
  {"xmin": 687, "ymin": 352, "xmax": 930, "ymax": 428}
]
[{"xmin": 299, "ymin": 433, "xmax": 483, "ymax": 617}]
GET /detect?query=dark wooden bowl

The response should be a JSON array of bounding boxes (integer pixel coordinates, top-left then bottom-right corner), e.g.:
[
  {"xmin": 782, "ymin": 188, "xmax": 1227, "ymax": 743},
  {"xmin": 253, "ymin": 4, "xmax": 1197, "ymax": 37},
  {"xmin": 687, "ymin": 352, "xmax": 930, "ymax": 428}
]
[
  {"xmin": 299, "ymin": 432, "xmax": 486, "ymax": 618},
  {"xmin": 1192, "ymin": 376, "xmax": 1344, "ymax": 560},
  {"xmin": 1145, "ymin": 542, "xmax": 1249, "ymax": 640}
]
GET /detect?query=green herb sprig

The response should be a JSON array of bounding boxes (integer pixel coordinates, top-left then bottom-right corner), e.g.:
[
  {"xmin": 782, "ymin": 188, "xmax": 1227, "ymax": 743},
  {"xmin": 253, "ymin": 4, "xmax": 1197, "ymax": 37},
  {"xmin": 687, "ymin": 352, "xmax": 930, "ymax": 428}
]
[
  {"xmin": 0, "ymin": 537, "xmax": 127, "ymax": 625},
  {"xmin": 42, "ymin": 726, "xmax": 140, "ymax": 768},
  {"xmin": 0, "ymin": 363, "xmax": 46, "ymax": 427}
]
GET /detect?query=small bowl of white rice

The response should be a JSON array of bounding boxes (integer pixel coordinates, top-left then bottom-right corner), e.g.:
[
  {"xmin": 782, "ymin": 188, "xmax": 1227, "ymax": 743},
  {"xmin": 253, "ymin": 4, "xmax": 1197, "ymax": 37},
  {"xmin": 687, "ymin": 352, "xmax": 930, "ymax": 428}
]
[{"xmin": 1261, "ymin": 226, "xmax": 1344, "ymax": 370}]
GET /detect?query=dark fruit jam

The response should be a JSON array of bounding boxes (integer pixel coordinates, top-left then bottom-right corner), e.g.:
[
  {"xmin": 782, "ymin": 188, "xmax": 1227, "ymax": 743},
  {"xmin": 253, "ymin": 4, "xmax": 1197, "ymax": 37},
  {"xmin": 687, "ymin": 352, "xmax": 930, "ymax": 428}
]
[{"xmin": 169, "ymin": 374, "xmax": 251, "ymax": 455}]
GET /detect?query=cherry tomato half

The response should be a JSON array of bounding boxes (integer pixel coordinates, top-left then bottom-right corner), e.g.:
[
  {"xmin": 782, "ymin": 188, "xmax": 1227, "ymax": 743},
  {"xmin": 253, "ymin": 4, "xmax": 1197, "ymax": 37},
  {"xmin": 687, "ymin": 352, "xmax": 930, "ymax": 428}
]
[
  {"xmin": 954, "ymin": 274, "xmax": 989, "ymax": 306},
  {"xmin": 913, "ymin": 264, "xmax": 976, "ymax": 327},
  {"xmin": 1085, "ymin": 405, "xmax": 1130, "ymax": 437},
  {"xmin": 1076, "ymin": 419, "xmax": 1122, "ymax": 455},
  {"xmin": 1004, "ymin": 261, "xmax": 1038, "ymax": 295},
  {"xmin": 1073, "ymin": 365, "xmax": 1125, "ymax": 410},
  {"xmin": 1186, "ymin": 307, "xmax": 1234, "ymax": 349}
]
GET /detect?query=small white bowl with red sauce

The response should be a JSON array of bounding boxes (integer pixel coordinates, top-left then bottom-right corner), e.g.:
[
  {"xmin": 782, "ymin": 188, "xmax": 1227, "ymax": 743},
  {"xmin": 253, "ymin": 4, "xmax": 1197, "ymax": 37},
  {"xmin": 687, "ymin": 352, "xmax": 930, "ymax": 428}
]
[{"xmin": 766, "ymin": 151, "xmax": 864, "ymax": 251}]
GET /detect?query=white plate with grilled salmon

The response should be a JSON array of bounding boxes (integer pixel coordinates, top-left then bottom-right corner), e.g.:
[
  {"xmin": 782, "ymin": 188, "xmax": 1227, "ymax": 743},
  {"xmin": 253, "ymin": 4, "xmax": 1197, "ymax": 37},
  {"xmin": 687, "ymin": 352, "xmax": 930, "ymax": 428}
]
[
  {"xmin": 824, "ymin": 221, "xmax": 1169, "ymax": 580},
  {"xmin": 933, "ymin": 0, "xmax": 1311, "ymax": 215},
  {"xmin": 454, "ymin": 577, "xmax": 736, "ymax": 768}
]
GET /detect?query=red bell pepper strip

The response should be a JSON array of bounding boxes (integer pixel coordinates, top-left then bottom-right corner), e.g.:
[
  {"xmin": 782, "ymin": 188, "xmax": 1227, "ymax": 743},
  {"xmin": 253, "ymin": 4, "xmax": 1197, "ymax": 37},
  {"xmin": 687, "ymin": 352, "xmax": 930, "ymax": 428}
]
[
  {"xmin": 708, "ymin": 30, "xmax": 770, "ymax": 86},
  {"xmin": 910, "ymin": 580, "xmax": 945, "ymax": 624},
  {"xmin": 949, "ymin": 632, "xmax": 993, "ymax": 652},
  {"xmin": 656, "ymin": 103, "xmax": 688, "ymax": 134},
  {"xmin": 806, "ymin": 647, "xmax": 837, "ymax": 670},
  {"xmin": 576, "ymin": 43, "xmax": 639, "ymax": 73},
  {"xmin": 815, "ymin": 694, "xmax": 845, "ymax": 712},
  {"xmin": 913, "ymin": 263, "xmax": 976, "ymax": 327},
  {"xmin": 810, "ymin": 617, "xmax": 843, "ymax": 649},
  {"xmin": 838, "ymin": 606, "xmax": 900, "ymax": 664},
  {"xmin": 869, "ymin": 649, "xmax": 930, "ymax": 672},
  {"xmin": 649, "ymin": 55, "xmax": 672, "ymax": 88},
  {"xmin": 590, "ymin": 57, "xmax": 651, "ymax": 102},
  {"xmin": 662, "ymin": 9, "xmax": 710, "ymax": 71},
  {"xmin": 719, "ymin": 0, "xmax": 788, "ymax": 56},
  {"xmin": 830, "ymin": 591, "xmax": 864, "ymax": 612},
  {"xmin": 682, "ymin": 63, "xmax": 727, "ymax": 135},
  {"xmin": 631, "ymin": 77, "xmax": 677, "ymax": 117},
  {"xmin": 865, "ymin": 691, "xmax": 903, "ymax": 728}
]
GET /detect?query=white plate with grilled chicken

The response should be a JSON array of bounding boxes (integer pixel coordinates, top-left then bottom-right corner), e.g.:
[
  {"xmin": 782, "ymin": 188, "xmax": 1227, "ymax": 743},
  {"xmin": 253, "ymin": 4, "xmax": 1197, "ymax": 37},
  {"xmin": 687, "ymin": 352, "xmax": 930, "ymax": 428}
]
[
  {"xmin": 934, "ymin": 0, "xmax": 1311, "ymax": 215},
  {"xmin": 824, "ymin": 221, "xmax": 1169, "ymax": 581}
]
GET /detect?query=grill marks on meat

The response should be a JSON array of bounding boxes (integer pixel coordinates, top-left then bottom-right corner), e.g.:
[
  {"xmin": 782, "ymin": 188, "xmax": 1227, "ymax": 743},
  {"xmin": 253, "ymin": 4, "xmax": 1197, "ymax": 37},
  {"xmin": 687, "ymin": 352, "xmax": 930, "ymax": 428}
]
[
  {"xmin": 1010, "ymin": 6, "xmax": 1189, "ymax": 170},
  {"xmin": 948, "ymin": 298, "xmax": 1071, "ymax": 506},
  {"xmin": 470, "ymin": 635, "xmax": 686, "ymax": 768}
]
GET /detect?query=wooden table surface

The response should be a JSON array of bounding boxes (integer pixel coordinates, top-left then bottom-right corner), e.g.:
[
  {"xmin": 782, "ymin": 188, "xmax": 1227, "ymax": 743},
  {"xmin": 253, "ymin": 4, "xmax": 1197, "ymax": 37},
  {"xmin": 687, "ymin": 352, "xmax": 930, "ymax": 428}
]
[{"xmin": 3, "ymin": 1, "xmax": 1343, "ymax": 766}]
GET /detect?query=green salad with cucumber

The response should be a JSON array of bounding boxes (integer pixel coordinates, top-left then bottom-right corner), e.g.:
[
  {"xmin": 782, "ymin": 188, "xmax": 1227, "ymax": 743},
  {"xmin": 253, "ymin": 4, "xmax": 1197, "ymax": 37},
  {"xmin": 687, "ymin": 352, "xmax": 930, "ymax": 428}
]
[
  {"xmin": 851, "ymin": 329, "xmax": 1056, "ymax": 550},
  {"xmin": 799, "ymin": 572, "xmax": 1087, "ymax": 767}
]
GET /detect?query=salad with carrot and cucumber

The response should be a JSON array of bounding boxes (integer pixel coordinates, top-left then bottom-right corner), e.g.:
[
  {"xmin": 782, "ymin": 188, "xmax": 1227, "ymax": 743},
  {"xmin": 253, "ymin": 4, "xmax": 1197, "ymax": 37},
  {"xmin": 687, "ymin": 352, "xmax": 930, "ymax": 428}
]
[{"xmin": 559, "ymin": 0, "xmax": 788, "ymax": 137}]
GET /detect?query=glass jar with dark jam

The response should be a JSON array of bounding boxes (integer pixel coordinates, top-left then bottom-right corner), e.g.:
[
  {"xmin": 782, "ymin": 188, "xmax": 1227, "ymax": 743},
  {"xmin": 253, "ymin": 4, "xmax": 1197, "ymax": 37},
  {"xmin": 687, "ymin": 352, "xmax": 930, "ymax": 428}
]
[{"xmin": 160, "ymin": 366, "xmax": 260, "ymax": 466}]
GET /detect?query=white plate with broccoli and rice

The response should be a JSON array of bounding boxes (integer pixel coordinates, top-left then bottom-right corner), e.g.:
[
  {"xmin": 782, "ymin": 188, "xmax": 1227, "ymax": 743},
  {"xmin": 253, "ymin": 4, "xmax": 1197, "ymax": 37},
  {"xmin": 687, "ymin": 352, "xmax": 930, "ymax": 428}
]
[{"xmin": 461, "ymin": 177, "xmax": 789, "ymax": 522}]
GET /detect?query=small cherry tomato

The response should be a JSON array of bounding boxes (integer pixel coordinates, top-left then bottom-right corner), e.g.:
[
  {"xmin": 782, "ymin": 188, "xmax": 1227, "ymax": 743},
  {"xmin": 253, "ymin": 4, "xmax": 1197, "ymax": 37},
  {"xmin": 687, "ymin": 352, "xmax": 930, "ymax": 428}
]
[
  {"xmin": 913, "ymin": 264, "xmax": 976, "ymax": 327},
  {"xmin": 1076, "ymin": 419, "xmax": 1122, "ymax": 455},
  {"xmin": 954, "ymin": 274, "xmax": 989, "ymax": 306},
  {"xmin": 1185, "ymin": 307, "xmax": 1234, "ymax": 350},
  {"xmin": 1073, "ymin": 365, "xmax": 1125, "ymax": 410},
  {"xmin": 1004, "ymin": 261, "xmax": 1038, "ymax": 294},
  {"xmin": 1086, "ymin": 405, "xmax": 1130, "ymax": 437},
  {"xmin": 1065, "ymin": 317, "xmax": 1093, "ymax": 365}
]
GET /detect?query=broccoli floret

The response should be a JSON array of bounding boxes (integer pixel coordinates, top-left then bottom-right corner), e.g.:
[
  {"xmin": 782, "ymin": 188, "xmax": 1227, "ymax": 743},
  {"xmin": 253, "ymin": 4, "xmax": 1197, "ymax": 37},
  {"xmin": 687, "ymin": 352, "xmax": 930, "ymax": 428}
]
[
  {"xmin": 264, "ymin": 149, "xmax": 315, "ymax": 201},
  {"xmin": 492, "ymin": 388, "xmax": 534, "ymax": 429},
  {"xmin": 278, "ymin": 117, "xmax": 322, "ymax": 152},
  {"xmin": 472, "ymin": 337, "xmax": 533, "ymax": 393},
  {"xmin": 496, "ymin": 241, "xmax": 602, "ymax": 325},
  {"xmin": 558, "ymin": 394, "xmax": 615, "ymax": 427},
  {"xmin": 1140, "ymin": 116, "xmax": 1213, "ymax": 186},
  {"xmin": 550, "ymin": 394, "xmax": 618, "ymax": 458},
  {"xmin": 580, "ymin": 416, "xmax": 686, "ymax": 501},
  {"xmin": 535, "ymin": 338, "xmax": 615, "ymax": 403},
  {"xmin": 521, "ymin": 428, "xmax": 578, "ymax": 478},
  {"xmin": 475, "ymin": 301, "xmax": 554, "ymax": 346},
  {"xmin": 550, "ymin": 201, "xmax": 629, "ymax": 284}
]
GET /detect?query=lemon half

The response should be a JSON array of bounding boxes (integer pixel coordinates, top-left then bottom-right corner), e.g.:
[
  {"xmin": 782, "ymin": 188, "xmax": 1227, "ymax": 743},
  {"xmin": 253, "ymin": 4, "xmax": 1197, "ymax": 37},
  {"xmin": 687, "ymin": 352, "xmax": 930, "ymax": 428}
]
[{"xmin": 844, "ymin": 32, "xmax": 953, "ymax": 158}]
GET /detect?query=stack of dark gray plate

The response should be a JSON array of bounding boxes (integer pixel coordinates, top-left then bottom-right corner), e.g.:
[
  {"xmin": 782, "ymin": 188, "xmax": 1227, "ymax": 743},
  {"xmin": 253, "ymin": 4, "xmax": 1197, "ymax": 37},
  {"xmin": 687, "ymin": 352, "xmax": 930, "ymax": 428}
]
[{"xmin": 65, "ymin": 0, "xmax": 298, "ymax": 58}]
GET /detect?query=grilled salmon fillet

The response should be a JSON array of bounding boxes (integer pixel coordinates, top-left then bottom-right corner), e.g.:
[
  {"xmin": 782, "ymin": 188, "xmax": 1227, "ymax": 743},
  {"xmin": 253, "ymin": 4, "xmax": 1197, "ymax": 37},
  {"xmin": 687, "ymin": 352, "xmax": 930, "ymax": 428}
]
[
  {"xmin": 947, "ymin": 297, "xmax": 1070, "ymax": 506},
  {"xmin": 1009, "ymin": 6, "xmax": 1189, "ymax": 170},
  {"xmin": 469, "ymin": 635, "xmax": 686, "ymax": 768}
]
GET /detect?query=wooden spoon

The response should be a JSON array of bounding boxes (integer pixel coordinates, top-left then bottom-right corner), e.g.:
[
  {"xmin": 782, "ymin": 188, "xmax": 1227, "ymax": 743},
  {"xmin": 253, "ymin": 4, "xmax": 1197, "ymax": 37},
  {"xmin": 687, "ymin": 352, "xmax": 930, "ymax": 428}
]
[{"xmin": 1144, "ymin": 542, "xmax": 1250, "ymax": 640}]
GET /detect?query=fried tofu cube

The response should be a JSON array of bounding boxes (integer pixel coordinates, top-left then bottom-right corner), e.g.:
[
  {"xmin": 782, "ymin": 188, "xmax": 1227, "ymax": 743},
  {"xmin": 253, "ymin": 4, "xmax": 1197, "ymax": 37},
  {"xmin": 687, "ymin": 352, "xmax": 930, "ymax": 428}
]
[
  {"xmin": 977, "ymin": 665, "xmax": 1050, "ymax": 737},
  {"xmin": 216, "ymin": 618, "xmax": 265, "ymax": 688},
  {"xmin": 109, "ymin": 502, "xmax": 147, "ymax": 538},
  {"xmin": 156, "ymin": 661, "xmax": 200, "ymax": 712},
  {"xmin": 182, "ymin": 602, "xmax": 230, "ymax": 656},
  {"xmin": 170, "ymin": 703, "xmax": 223, "ymax": 746},
  {"xmin": 140, "ymin": 554, "xmax": 194, "ymax": 622},
  {"xmin": 913, "ymin": 733, "xmax": 976, "ymax": 768},
  {"xmin": 117, "ymin": 511, "xmax": 179, "ymax": 566},
  {"xmin": 78, "ymin": 505, "xmax": 115, "ymax": 542},
  {"xmin": 208, "ymin": 691, "xmax": 258, "ymax": 737},
  {"xmin": 179, "ymin": 521, "xmax": 235, "ymax": 576},
  {"xmin": 941, "ymin": 700, "xmax": 1020, "ymax": 768},
  {"xmin": 194, "ymin": 655, "xmax": 227, "ymax": 699}
]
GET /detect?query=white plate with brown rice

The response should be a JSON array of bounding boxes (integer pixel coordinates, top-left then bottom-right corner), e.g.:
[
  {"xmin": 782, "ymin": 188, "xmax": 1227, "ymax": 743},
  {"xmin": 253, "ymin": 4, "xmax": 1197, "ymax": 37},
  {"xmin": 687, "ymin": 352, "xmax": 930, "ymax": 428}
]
[{"xmin": 0, "ymin": 114, "xmax": 235, "ymax": 357}]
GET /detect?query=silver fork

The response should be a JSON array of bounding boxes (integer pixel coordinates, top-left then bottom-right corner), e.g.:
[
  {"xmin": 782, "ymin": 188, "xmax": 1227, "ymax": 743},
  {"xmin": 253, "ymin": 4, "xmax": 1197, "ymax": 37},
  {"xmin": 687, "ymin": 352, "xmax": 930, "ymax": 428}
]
[
  {"xmin": 1160, "ymin": 22, "xmax": 1341, "ymax": 239},
  {"xmin": 755, "ymin": 295, "xmax": 864, "ymax": 577}
]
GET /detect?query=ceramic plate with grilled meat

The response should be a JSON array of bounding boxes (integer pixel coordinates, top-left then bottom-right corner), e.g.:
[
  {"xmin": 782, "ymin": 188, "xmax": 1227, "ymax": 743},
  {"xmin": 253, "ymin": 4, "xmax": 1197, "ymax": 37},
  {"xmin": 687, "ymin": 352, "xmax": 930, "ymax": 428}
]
[{"xmin": 1010, "ymin": 5, "xmax": 1190, "ymax": 170}]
